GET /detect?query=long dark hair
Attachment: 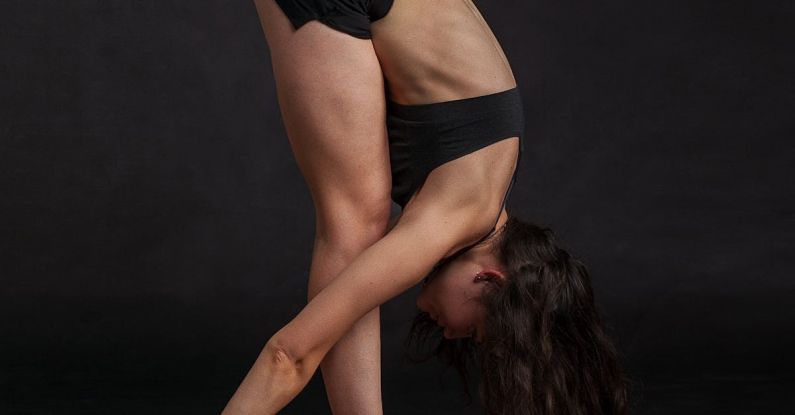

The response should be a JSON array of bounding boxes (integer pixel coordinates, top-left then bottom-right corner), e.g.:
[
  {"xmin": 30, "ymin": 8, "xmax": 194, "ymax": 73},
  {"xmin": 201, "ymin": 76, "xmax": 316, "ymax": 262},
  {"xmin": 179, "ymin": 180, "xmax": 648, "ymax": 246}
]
[{"xmin": 404, "ymin": 216, "xmax": 629, "ymax": 415}]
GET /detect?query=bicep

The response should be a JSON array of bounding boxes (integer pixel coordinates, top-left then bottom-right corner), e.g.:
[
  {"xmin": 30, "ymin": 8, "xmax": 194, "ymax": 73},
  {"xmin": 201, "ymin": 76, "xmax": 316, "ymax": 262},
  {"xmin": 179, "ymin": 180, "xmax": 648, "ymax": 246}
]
[{"xmin": 272, "ymin": 206, "xmax": 474, "ymax": 371}]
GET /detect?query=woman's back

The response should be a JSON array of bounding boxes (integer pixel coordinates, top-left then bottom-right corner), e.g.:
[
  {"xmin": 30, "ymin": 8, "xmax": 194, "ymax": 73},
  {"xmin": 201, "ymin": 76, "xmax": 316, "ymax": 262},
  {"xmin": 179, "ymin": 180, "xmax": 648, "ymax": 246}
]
[
  {"xmin": 370, "ymin": 0, "xmax": 518, "ymax": 105},
  {"xmin": 367, "ymin": 0, "xmax": 523, "ymax": 244}
]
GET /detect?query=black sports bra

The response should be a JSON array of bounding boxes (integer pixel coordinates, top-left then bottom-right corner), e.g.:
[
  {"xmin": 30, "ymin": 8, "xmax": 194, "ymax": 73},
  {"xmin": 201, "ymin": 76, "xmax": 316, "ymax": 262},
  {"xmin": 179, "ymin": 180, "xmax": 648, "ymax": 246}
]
[{"xmin": 386, "ymin": 87, "xmax": 525, "ymax": 262}]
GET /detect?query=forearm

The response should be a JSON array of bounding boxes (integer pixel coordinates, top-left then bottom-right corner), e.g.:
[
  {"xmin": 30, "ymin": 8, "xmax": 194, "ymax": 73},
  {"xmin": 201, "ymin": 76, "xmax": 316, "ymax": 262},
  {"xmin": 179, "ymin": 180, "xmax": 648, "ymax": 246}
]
[
  {"xmin": 221, "ymin": 205, "xmax": 480, "ymax": 414},
  {"xmin": 221, "ymin": 340, "xmax": 312, "ymax": 415}
]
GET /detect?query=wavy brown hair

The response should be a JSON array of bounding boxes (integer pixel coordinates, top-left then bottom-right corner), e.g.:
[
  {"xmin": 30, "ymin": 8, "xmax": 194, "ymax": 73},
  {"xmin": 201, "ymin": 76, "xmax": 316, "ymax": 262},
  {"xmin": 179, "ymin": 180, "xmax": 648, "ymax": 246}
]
[{"xmin": 404, "ymin": 216, "xmax": 629, "ymax": 415}]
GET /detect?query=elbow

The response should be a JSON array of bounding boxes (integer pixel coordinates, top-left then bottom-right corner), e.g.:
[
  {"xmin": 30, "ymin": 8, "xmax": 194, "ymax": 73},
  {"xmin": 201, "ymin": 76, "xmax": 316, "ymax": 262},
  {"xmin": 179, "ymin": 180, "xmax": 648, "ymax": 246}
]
[
  {"xmin": 265, "ymin": 337, "xmax": 303, "ymax": 369},
  {"xmin": 262, "ymin": 337, "xmax": 315, "ymax": 388},
  {"xmin": 266, "ymin": 333, "xmax": 321, "ymax": 378},
  {"xmin": 265, "ymin": 340, "xmax": 295, "ymax": 364}
]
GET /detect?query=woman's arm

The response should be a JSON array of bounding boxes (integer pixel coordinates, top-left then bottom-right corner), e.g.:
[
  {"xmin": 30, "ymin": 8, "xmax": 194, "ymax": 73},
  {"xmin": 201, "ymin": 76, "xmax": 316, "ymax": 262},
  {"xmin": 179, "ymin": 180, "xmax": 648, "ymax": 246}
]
[{"xmin": 221, "ymin": 198, "xmax": 492, "ymax": 414}]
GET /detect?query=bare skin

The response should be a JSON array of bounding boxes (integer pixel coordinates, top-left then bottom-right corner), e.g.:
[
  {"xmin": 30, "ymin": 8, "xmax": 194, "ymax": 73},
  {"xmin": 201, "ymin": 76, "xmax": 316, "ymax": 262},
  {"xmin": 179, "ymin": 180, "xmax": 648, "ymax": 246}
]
[
  {"xmin": 371, "ymin": 0, "xmax": 517, "ymax": 104},
  {"xmin": 416, "ymin": 208, "xmax": 510, "ymax": 343},
  {"xmin": 370, "ymin": 0, "xmax": 520, "ymax": 215},
  {"xmin": 248, "ymin": 1, "xmax": 393, "ymax": 414},
  {"xmin": 223, "ymin": 0, "xmax": 520, "ymax": 413}
]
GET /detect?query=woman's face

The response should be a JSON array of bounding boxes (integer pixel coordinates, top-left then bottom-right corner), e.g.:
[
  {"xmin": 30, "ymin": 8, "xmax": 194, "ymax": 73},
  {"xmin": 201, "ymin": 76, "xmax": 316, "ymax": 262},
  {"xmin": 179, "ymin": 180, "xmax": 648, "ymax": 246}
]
[{"xmin": 415, "ymin": 255, "xmax": 492, "ymax": 343}]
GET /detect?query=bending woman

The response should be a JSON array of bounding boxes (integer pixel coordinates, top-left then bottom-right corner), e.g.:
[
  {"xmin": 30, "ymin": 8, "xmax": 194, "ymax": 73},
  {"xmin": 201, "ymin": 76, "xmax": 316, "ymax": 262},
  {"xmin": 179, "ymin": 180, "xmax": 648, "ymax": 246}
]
[{"xmin": 224, "ymin": 0, "xmax": 628, "ymax": 414}]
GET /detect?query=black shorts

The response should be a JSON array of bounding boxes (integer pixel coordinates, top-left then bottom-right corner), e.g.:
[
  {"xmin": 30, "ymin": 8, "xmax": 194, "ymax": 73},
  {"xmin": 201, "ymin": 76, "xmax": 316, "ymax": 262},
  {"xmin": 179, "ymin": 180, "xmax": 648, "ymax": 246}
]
[{"xmin": 274, "ymin": 0, "xmax": 395, "ymax": 39}]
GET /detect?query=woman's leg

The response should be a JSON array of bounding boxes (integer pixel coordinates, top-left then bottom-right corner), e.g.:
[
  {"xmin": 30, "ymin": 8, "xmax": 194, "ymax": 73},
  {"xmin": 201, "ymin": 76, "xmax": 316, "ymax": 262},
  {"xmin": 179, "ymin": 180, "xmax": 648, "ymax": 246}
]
[{"xmin": 253, "ymin": 1, "xmax": 391, "ymax": 414}]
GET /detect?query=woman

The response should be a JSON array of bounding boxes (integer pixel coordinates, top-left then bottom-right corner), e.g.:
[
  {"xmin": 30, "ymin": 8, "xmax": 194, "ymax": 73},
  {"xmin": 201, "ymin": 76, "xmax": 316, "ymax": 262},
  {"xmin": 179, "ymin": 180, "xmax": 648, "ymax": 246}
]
[{"xmin": 223, "ymin": 0, "xmax": 628, "ymax": 414}]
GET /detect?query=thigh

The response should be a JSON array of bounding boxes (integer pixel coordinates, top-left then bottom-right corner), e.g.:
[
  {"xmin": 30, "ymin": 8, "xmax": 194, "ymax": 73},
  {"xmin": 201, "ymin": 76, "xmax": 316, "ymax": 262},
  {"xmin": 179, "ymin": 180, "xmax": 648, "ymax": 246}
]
[{"xmin": 254, "ymin": 0, "xmax": 393, "ymax": 232}]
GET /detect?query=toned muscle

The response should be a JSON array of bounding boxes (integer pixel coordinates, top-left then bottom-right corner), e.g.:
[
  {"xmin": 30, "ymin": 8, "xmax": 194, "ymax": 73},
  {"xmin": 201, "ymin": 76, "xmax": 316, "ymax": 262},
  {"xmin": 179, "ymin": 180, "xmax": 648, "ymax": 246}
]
[
  {"xmin": 370, "ymin": 0, "xmax": 522, "ymax": 222},
  {"xmin": 370, "ymin": 0, "xmax": 518, "ymax": 105},
  {"xmin": 270, "ymin": 197, "xmax": 491, "ymax": 372},
  {"xmin": 225, "ymin": 2, "xmax": 526, "ymax": 414}
]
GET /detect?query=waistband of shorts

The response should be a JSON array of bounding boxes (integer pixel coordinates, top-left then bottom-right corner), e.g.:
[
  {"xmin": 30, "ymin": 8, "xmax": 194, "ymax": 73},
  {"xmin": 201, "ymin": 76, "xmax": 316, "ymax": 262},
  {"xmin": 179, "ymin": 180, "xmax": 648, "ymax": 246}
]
[{"xmin": 386, "ymin": 86, "xmax": 522, "ymax": 121}]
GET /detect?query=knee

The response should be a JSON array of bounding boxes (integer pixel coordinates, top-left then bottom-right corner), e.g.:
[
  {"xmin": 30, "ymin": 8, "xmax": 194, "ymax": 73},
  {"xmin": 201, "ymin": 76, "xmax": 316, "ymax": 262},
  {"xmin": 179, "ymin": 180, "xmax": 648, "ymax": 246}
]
[
  {"xmin": 314, "ymin": 192, "xmax": 393, "ymax": 249},
  {"xmin": 307, "ymin": 194, "xmax": 392, "ymax": 302}
]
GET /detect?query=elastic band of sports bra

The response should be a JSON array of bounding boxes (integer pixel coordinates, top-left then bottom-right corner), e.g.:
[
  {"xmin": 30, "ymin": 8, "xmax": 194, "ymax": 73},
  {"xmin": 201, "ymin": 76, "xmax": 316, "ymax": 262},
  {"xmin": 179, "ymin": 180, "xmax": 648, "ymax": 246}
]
[{"xmin": 386, "ymin": 87, "xmax": 522, "ymax": 121}]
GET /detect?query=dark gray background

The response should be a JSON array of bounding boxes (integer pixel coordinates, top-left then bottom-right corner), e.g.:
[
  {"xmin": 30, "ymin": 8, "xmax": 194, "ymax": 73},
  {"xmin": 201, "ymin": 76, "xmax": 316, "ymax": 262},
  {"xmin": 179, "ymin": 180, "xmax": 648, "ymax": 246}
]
[{"xmin": 1, "ymin": 0, "xmax": 792, "ymax": 414}]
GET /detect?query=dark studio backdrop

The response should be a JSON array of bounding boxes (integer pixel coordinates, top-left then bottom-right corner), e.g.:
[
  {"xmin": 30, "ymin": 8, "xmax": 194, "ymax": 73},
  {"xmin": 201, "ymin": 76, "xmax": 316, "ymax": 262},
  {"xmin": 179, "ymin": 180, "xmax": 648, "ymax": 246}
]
[{"xmin": 1, "ymin": 1, "xmax": 792, "ymax": 414}]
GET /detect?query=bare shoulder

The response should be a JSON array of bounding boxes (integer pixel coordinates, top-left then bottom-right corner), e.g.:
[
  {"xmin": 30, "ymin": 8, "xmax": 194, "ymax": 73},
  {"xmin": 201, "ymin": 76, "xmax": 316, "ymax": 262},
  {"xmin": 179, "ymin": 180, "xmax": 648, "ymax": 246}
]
[
  {"xmin": 269, "ymin": 145, "xmax": 518, "ymax": 369},
  {"xmin": 397, "ymin": 180, "xmax": 502, "ymax": 259},
  {"xmin": 271, "ymin": 199, "xmax": 478, "ymax": 370},
  {"xmin": 397, "ymin": 138, "xmax": 520, "ymax": 257}
]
